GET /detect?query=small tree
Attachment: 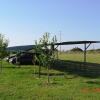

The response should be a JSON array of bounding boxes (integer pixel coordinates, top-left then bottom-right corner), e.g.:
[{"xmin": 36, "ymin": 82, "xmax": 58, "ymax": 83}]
[
  {"xmin": 0, "ymin": 33, "xmax": 8, "ymax": 72},
  {"xmin": 34, "ymin": 32, "xmax": 57, "ymax": 83}
]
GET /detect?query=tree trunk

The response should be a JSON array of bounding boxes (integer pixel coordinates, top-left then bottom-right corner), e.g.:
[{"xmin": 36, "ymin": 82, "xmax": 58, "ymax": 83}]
[
  {"xmin": 47, "ymin": 65, "xmax": 50, "ymax": 84},
  {"xmin": 38, "ymin": 65, "xmax": 41, "ymax": 78},
  {"xmin": 0, "ymin": 59, "xmax": 3, "ymax": 73}
]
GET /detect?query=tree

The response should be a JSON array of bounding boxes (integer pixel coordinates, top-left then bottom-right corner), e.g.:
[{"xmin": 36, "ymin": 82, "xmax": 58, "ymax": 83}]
[
  {"xmin": 70, "ymin": 47, "xmax": 83, "ymax": 52},
  {"xmin": 0, "ymin": 33, "xmax": 9, "ymax": 72},
  {"xmin": 34, "ymin": 32, "xmax": 57, "ymax": 83}
]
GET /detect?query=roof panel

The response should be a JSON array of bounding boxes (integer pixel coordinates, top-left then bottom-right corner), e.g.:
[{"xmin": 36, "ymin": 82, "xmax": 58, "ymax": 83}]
[{"xmin": 54, "ymin": 41, "xmax": 100, "ymax": 45}]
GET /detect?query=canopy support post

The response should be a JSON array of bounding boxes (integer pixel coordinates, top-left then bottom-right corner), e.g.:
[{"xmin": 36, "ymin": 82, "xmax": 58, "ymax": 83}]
[
  {"xmin": 84, "ymin": 43, "xmax": 91, "ymax": 63},
  {"xmin": 84, "ymin": 43, "xmax": 86, "ymax": 63}
]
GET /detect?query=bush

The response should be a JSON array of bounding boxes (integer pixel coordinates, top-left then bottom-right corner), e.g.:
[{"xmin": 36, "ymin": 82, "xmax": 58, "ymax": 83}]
[{"xmin": 70, "ymin": 47, "xmax": 83, "ymax": 52}]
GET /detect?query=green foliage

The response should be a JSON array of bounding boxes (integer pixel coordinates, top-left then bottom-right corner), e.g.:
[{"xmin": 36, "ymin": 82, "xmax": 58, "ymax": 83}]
[
  {"xmin": 35, "ymin": 32, "xmax": 57, "ymax": 67},
  {"xmin": 34, "ymin": 32, "xmax": 57, "ymax": 81},
  {"xmin": 70, "ymin": 47, "xmax": 83, "ymax": 52},
  {"xmin": 0, "ymin": 33, "xmax": 9, "ymax": 59},
  {"xmin": 0, "ymin": 33, "xmax": 9, "ymax": 73}
]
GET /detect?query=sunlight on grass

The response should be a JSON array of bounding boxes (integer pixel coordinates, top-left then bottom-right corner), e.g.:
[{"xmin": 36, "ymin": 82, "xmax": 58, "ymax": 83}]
[
  {"xmin": 0, "ymin": 53, "xmax": 100, "ymax": 100},
  {"xmin": 59, "ymin": 52, "xmax": 100, "ymax": 64}
]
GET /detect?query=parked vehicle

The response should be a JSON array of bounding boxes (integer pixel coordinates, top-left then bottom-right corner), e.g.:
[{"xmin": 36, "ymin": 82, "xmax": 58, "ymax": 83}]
[
  {"xmin": 9, "ymin": 57, "xmax": 17, "ymax": 64},
  {"xmin": 17, "ymin": 52, "xmax": 35, "ymax": 65},
  {"xmin": 7, "ymin": 49, "xmax": 52, "ymax": 65},
  {"xmin": 7, "ymin": 52, "xmax": 35, "ymax": 65}
]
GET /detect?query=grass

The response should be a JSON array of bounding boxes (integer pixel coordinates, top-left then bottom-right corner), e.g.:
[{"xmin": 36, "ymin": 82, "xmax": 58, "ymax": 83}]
[
  {"xmin": 0, "ymin": 53, "xmax": 100, "ymax": 100},
  {"xmin": 59, "ymin": 52, "xmax": 100, "ymax": 63}
]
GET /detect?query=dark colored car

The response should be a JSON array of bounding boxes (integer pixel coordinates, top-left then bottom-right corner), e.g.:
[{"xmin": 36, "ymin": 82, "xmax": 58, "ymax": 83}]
[
  {"xmin": 17, "ymin": 52, "xmax": 35, "ymax": 65},
  {"xmin": 9, "ymin": 52, "xmax": 35, "ymax": 65}
]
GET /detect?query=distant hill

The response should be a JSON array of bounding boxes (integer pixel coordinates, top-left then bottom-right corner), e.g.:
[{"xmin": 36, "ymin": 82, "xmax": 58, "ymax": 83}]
[{"xmin": 7, "ymin": 45, "xmax": 35, "ymax": 52}]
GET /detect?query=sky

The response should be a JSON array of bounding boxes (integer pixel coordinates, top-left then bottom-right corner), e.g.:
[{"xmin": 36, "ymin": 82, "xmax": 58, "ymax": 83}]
[{"xmin": 0, "ymin": 0, "xmax": 100, "ymax": 50}]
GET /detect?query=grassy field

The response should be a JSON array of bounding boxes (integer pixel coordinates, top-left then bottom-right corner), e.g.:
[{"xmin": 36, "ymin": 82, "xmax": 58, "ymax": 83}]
[
  {"xmin": 59, "ymin": 52, "xmax": 100, "ymax": 63},
  {"xmin": 0, "ymin": 53, "xmax": 100, "ymax": 100}
]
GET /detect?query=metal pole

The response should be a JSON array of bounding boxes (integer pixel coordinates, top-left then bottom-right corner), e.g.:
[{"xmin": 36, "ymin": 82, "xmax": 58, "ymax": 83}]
[
  {"xmin": 60, "ymin": 31, "xmax": 62, "ymax": 53},
  {"xmin": 84, "ymin": 43, "xmax": 87, "ymax": 63}
]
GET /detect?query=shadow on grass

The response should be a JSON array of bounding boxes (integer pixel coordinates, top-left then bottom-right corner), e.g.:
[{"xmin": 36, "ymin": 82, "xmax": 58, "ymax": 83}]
[
  {"xmin": 86, "ymin": 80, "xmax": 100, "ymax": 85},
  {"xmin": 2, "ymin": 62, "xmax": 34, "ymax": 69},
  {"xmin": 3, "ymin": 60, "xmax": 100, "ymax": 78},
  {"xmin": 51, "ymin": 60, "xmax": 100, "ymax": 78},
  {"xmin": 33, "ymin": 72, "xmax": 64, "ymax": 76}
]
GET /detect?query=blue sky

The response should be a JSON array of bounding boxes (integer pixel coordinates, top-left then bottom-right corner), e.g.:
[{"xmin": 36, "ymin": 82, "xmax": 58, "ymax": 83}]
[{"xmin": 0, "ymin": 0, "xmax": 100, "ymax": 49}]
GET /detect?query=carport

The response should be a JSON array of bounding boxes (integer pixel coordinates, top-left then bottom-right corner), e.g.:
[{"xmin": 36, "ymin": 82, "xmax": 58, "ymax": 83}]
[
  {"xmin": 7, "ymin": 41, "xmax": 100, "ymax": 63},
  {"xmin": 54, "ymin": 41, "xmax": 100, "ymax": 63}
]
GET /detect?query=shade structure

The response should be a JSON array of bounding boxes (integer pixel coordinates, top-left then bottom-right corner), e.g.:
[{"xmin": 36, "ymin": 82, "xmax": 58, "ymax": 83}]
[
  {"xmin": 53, "ymin": 41, "xmax": 100, "ymax": 63},
  {"xmin": 7, "ymin": 41, "xmax": 100, "ymax": 63},
  {"xmin": 7, "ymin": 45, "xmax": 35, "ymax": 52},
  {"xmin": 54, "ymin": 41, "xmax": 100, "ymax": 45}
]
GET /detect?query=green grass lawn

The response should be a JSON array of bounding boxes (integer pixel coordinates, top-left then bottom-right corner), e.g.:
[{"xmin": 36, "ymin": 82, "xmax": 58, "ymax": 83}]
[{"xmin": 0, "ymin": 53, "xmax": 100, "ymax": 100}]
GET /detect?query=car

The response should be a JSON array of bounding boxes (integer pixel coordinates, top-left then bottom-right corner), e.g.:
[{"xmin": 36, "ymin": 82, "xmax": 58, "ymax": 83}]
[
  {"xmin": 9, "ymin": 57, "xmax": 17, "ymax": 64},
  {"xmin": 17, "ymin": 52, "xmax": 35, "ymax": 65},
  {"xmin": 9, "ymin": 52, "xmax": 36, "ymax": 65}
]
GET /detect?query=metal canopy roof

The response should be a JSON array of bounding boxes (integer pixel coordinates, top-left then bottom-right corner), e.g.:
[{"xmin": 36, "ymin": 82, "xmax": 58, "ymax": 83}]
[
  {"xmin": 53, "ymin": 41, "xmax": 100, "ymax": 63},
  {"xmin": 7, "ymin": 45, "xmax": 35, "ymax": 52},
  {"xmin": 7, "ymin": 41, "xmax": 100, "ymax": 52},
  {"xmin": 54, "ymin": 41, "xmax": 100, "ymax": 45},
  {"xmin": 7, "ymin": 41, "xmax": 100, "ymax": 63}
]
